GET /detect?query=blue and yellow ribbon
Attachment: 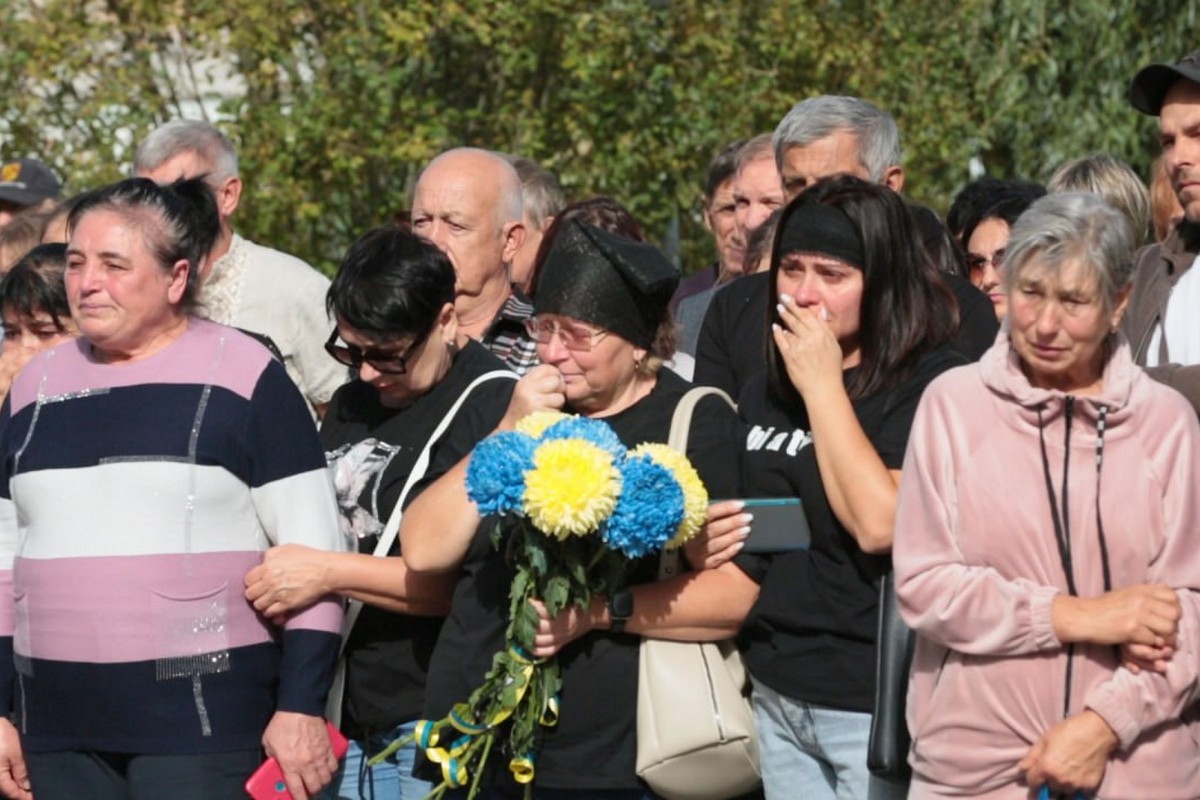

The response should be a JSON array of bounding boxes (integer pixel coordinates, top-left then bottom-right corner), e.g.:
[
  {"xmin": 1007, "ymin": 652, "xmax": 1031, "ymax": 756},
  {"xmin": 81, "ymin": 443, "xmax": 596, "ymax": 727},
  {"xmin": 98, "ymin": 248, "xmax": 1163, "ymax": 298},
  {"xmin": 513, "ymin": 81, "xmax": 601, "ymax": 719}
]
[
  {"xmin": 396, "ymin": 645, "xmax": 562, "ymax": 790},
  {"xmin": 509, "ymin": 753, "xmax": 537, "ymax": 784}
]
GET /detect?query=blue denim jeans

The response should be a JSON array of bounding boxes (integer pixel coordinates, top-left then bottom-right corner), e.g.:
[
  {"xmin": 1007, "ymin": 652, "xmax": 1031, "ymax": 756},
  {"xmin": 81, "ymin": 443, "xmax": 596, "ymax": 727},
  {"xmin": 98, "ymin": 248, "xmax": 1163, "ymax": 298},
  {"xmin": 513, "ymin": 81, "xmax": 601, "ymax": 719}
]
[
  {"xmin": 446, "ymin": 789, "xmax": 659, "ymax": 800},
  {"xmin": 752, "ymin": 677, "xmax": 908, "ymax": 800},
  {"xmin": 323, "ymin": 720, "xmax": 432, "ymax": 800}
]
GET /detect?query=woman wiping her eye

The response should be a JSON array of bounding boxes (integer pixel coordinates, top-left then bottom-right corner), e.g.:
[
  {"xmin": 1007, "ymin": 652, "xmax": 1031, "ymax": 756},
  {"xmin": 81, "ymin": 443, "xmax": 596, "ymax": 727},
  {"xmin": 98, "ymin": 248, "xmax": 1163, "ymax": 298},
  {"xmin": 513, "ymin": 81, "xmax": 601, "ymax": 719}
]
[{"xmin": 721, "ymin": 176, "xmax": 965, "ymax": 799}]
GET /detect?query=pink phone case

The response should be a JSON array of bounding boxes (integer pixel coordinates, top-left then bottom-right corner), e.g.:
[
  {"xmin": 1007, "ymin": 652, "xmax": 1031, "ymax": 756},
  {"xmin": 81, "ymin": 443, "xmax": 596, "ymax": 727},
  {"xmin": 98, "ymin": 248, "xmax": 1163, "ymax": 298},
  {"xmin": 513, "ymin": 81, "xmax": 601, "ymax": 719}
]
[{"xmin": 245, "ymin": 721, "xmax": 349, "ymax": 800}]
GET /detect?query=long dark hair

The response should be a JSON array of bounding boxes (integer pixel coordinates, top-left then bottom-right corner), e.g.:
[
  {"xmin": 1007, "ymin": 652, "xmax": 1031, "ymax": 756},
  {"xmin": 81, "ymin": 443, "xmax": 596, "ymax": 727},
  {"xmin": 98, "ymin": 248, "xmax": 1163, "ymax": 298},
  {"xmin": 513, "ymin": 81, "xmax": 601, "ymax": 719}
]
[
  {"xmin": 765, "ymin": 176, "xmax": 958, "ymax": 405},
  {"xmin": 1, "ymin": 243, "xmax": 71, "ymax": 330}
]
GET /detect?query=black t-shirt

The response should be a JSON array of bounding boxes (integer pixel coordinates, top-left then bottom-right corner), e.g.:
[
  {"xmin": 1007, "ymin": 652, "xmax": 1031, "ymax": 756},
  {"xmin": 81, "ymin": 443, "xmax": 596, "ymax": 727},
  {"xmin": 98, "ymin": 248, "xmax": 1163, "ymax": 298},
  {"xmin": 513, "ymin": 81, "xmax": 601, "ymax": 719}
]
[
  {"xmin": 422, "ymin": 369, "xmax": 743, "ymax": 791},
  {"xmin": 319, "ymin": 340, "xmax": 515, "ymax": 738},
  {"xmin": 733, "ymin": 347, "xmax": 965, "ymax": 713},
  {"xmin": 693, "ymin": 271, "xmax": 996, "ymax": 399},
  {"xmin": 693, "ymin": 272, "xmax": 770, "ymax": 399},
  {"xmin": 944, "ymin": 271, "xmax": 999, "ymax": 360}
]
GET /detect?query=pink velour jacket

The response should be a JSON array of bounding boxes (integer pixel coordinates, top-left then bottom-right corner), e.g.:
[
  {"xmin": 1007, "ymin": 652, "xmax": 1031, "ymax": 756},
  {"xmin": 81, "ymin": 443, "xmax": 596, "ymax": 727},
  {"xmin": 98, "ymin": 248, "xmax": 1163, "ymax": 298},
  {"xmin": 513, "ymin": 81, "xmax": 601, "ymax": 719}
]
[{"xmin": 894, "ymin": 333, "xmax": 1200, "ymax": 800}]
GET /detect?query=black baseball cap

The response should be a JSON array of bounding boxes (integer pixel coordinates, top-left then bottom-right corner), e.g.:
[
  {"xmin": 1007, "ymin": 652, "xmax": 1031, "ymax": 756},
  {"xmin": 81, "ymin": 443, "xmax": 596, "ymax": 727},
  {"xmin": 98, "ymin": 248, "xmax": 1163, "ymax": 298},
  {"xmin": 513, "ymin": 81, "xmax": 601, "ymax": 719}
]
[
  {"xmin": 1130, "ymin": 49, "xmax": 1200, "ymax": 116},
  {"xmin": 0, "ymin": 158, "xmax": 62, "ymax": 207}
]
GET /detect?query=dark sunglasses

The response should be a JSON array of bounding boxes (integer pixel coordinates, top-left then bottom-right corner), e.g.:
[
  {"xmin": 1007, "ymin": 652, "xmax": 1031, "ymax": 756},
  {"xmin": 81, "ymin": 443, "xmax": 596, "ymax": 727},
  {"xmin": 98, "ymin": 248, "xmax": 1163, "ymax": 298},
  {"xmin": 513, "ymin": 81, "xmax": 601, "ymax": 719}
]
[
  {"xmin": 967, "ymin": 249, "xmax": 1005, "ymax": 274},
  {"xmin": 324, "ymin": 329, "xmax": 428, "ymax": 375}
]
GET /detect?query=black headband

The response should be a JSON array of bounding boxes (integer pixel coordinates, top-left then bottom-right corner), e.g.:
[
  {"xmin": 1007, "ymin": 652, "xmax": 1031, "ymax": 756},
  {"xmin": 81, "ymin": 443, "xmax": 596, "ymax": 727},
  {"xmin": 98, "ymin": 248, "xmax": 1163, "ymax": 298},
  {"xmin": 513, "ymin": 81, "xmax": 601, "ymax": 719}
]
[{"xmin": 777, "ymin": 203, "xmax": 865, "ymax": 268}]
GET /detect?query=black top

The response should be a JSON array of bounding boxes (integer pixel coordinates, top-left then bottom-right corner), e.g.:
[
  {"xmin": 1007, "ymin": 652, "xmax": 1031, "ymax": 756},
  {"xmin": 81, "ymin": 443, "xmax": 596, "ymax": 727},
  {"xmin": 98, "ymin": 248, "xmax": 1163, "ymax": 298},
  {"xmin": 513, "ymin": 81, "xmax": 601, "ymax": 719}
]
[
  {"xmin": 693, "ymin": 272, "xmax": 771, "ymax": 398},
  {"xmin": 733, "ymin": 347, "xmax": 965, "ymax": 712},
  {"xmin": 319, "ymin": 340, "xmax": 514, "ymax": 739},
  {"xmin": 692, "ymin": 272, "xmax": 997, "ymax": 400},
  {"xmin": 422, "ymin": 368, "xmax": 743, "ymax": 791},
  {"xmin": 944, "ymin": 271, "xmax": 1000, "ymax": 360}
]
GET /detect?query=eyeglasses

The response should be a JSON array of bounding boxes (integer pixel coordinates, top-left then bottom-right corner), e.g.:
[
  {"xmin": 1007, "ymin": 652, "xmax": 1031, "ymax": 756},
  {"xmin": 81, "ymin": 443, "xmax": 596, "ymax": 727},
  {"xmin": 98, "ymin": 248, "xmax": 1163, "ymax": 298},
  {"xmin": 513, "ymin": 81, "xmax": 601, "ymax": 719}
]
[
  {"xmin": 967, "ymin": 250, "xmax": 1005, "ymax": 274},
  {"xmin": 523, "ymin": 317, "xmax": 611, "ymax": 352},
  {"xmin": 324, "ymin": 329, "xmax": 427, "ymax": 374}
]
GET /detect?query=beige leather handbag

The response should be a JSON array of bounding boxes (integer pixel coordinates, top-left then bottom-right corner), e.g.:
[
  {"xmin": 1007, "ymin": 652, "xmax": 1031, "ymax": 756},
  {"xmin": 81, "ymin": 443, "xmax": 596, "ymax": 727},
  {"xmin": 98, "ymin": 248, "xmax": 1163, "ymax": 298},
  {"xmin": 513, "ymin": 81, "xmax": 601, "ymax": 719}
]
[{"xmin": 634, "ymin": 387, "xmax": 761, "ymax": 800}]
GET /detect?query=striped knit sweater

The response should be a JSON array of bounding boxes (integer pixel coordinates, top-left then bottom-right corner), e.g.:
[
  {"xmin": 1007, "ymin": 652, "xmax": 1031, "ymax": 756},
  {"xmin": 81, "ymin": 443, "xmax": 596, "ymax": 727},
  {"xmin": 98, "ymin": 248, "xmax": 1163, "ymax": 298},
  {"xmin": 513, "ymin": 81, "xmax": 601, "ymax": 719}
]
[{"xmin": 0, "ymin": 318, "xmax": 344, "ymax": 754}]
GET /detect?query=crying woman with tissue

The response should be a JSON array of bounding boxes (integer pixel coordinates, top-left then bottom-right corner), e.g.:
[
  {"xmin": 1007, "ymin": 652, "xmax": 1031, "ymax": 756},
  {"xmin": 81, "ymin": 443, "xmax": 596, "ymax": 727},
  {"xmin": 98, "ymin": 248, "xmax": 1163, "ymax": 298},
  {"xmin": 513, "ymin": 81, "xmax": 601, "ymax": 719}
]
[{"xmin": 725, "ymin": 176, "xmax": 966, "ymax": 799}]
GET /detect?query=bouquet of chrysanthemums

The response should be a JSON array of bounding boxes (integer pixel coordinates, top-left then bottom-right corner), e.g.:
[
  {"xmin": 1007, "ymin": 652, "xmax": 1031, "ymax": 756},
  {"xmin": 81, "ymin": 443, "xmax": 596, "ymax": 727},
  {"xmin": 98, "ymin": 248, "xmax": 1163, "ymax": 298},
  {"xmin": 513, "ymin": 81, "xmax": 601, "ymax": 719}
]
[{"xmin": 371, "ymin": 411, "xmax": 708, "ymax": 799}]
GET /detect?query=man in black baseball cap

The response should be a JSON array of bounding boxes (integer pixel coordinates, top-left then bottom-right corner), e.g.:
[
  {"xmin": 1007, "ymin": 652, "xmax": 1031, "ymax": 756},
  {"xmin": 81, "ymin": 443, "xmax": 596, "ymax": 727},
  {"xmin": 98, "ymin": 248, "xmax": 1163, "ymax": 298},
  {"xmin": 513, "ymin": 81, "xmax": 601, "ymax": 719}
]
[
  {"xmin": 1123, "ymin": 49, "xmax": 1200, "ymax": 415},
  {"xmin": 0, "ymin": 157, "xmax": 62, "ymax": 229},
  {"xmin": 1130, "ymin": 49, "xmax": 1200, "ymax": 115}
]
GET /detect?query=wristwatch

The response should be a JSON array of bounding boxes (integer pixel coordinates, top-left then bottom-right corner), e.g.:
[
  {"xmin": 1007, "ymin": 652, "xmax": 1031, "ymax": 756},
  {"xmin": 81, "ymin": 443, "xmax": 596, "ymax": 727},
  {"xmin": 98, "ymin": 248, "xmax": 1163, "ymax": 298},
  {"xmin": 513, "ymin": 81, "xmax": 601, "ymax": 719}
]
[{"xmin": 607, "ymin": 588, "xmax": 634, "ymax": 634}]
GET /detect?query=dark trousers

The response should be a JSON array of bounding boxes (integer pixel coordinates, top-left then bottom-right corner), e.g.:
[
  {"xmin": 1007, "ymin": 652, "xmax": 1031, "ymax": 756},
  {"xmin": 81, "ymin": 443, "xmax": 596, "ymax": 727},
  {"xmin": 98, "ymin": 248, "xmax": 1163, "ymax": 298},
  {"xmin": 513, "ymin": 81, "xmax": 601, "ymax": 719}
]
[{"xmin": 26, "ymin": 748, "xmax": 262, "ymax": 800}]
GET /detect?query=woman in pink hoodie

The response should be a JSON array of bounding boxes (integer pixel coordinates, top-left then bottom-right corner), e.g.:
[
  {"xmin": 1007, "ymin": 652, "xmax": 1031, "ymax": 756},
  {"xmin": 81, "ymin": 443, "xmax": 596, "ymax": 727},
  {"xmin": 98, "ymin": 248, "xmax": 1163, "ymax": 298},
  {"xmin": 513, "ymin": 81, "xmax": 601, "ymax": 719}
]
[{"xmin": 894, "ymin": 192, "xmax": 1200, "ymax": 800}]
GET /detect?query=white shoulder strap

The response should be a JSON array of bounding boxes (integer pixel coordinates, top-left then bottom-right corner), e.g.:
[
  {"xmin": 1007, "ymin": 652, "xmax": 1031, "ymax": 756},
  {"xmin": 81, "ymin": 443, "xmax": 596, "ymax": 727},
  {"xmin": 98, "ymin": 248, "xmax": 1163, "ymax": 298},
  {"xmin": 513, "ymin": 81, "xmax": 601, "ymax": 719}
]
[
  {"xmin": 667, "ymin": 386, "xmax": 735, "ymax": 452},
  {"xmin": 658, "ymin": 386, "xmax": 736, "ymax": 580},
  {"xmin": 368, "ymin": 369, "xmax": 516, "ymax": 558},
  {"xmin": 341, "ymin": 369, "xmax": 516, "ymax": 642}
]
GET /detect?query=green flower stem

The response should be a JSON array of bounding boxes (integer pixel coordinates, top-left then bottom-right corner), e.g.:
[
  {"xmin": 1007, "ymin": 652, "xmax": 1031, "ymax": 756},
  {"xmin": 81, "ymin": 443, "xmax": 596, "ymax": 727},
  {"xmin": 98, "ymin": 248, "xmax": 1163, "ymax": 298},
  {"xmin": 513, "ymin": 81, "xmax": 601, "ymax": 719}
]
[
  {"xmin": 414, "ymin": 515, "xmax": 640, "ymax": 797},
  {"xmin": 367, "ymin": 731, "xmax": 416, "ymax": 766},
  {"xmin": 586, "ymin": 545, "xmax": 609, "ymax": 571},
  {"xmin": 468, "ymin": 730, "xmax": 495, "ymax": 799}
]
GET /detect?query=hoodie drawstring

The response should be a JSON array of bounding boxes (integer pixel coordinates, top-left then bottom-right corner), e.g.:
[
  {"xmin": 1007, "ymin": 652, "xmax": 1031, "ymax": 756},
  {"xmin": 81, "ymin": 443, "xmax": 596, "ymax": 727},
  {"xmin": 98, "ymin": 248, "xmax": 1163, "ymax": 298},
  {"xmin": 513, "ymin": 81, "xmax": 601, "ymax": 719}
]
[
  {"xmin": 1036, "ymin": 399, "xmax": 1112, "ymax": 729},
  {"xmin": 1095, "ymin": 405, "xmax": 1112, "ymax": 592},
  {"xmin": 1038, "ymin": 397, "xmax": 1078, "ymax": 597}
]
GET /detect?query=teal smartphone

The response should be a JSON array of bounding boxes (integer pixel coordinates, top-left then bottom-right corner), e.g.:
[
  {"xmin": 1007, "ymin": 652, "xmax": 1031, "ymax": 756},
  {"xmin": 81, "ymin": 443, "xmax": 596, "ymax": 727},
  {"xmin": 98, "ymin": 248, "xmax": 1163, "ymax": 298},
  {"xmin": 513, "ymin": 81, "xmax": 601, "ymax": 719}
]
[{"xmin": 741, "ymin": 497, "xmax": 810, "ymax": 552}]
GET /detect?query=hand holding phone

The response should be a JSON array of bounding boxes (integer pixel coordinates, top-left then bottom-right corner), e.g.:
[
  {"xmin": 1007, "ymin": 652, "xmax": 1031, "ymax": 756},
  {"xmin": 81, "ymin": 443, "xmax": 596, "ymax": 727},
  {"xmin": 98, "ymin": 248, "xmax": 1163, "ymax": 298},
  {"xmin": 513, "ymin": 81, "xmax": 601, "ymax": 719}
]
[
  {"xmin": 245, "ymin": 720, "xmax": 349, "ymax": 800},
  {"xmin": 741, "ymin": 498, "xmax": 811, "ymax": 553}
]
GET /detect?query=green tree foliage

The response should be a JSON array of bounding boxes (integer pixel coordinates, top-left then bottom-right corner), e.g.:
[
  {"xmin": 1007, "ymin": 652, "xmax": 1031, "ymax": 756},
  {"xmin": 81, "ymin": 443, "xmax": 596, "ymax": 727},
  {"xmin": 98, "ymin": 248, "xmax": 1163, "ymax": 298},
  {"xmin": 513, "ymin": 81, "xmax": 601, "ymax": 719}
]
[{"xmin": 0, "ymin": 0, "xmax": 1193, "ymax": 273}]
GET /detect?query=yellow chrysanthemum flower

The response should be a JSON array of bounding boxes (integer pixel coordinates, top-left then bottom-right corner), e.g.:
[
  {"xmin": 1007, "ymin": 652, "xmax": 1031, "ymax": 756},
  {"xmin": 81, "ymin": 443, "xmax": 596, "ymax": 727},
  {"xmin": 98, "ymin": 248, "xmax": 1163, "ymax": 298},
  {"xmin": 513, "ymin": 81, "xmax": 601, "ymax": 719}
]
[
  {"xmin": 515, "ymin": 411, "xmax": 572, "ymax": 439},
  {"xmin": 524, "ymin": 439, "xmax": 621, "ymax": 539},
  {"xmin": 630, "ymin": 443, "xmax": 708, "ymax": 547}
]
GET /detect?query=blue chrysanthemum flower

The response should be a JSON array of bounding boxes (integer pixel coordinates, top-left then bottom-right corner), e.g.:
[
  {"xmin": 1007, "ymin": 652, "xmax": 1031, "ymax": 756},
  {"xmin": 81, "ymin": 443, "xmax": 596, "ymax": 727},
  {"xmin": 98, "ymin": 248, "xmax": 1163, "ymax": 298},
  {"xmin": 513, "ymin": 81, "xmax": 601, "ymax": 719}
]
[
  {"xmin": 540, "ymin": 417, "xmax": 626, "ymax": 459},
  {"xmin": 602, "ymin": 455, "xmax": 685, "ymax": 558},
  {"xmin": 466, "ymin": 431, "xmax": 537, "ymax": 515}
]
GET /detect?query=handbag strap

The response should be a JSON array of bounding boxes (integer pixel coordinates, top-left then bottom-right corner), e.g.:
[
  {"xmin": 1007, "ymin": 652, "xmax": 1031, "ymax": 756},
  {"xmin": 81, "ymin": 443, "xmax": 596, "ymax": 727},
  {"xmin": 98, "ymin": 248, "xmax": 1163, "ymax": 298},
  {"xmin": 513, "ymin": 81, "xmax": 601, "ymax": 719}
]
[
  {"xmin": 657, "ymin": 386, "xmax": 736, "ymax": 580},
  {"xmin": 339, "ymin": 369, "xmax": 516, "ymax": 646}
]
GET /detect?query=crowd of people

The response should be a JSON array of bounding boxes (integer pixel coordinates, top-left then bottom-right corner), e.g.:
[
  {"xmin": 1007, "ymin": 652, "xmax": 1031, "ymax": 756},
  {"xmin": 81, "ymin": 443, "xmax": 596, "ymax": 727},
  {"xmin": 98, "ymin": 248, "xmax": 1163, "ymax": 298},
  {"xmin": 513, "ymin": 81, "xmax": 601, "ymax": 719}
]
[{"xmin": 0, "ymin": 44, "xmax": 1198, "ymax": 800}]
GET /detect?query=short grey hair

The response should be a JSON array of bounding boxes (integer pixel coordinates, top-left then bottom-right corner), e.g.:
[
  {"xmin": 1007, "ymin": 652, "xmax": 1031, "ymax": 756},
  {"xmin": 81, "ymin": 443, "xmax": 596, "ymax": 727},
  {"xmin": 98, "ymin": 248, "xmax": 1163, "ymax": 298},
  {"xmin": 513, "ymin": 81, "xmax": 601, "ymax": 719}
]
[
  {"xmin": 1046, "ymin": 154, "xmax": 1151, "ymax": 246},
  {"xmin": 134, "ymin": 120, "xmax": 239, "ymax": 183},
  {"xmin": 1003, "ymin": 192, "xmax": 1136, "ymax": 314},
  {"xmin": 736, "ymin": 133, "xmax": 775, "ymax": 172},
  {"xmin": 505, "ymin": 155, "xmax": 565, "ymax": 231},
  {"xmin": 772, "ymin": 95, "xmax": 901, "ymax": 183}
]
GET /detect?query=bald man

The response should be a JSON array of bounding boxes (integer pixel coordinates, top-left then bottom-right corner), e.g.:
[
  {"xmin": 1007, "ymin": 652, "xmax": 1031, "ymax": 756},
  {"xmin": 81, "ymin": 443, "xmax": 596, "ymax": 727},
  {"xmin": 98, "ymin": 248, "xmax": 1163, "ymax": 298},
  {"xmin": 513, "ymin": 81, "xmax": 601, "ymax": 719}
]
[{"xmin": 411, "ymin": 148, "xmax": 537, "ymax": 374}]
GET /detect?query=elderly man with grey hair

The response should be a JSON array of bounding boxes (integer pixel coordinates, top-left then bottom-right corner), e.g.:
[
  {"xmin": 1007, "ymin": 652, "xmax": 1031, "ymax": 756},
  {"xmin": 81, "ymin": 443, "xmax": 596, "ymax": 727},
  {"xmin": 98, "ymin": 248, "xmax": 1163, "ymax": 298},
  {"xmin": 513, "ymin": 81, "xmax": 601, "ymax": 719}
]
[
  {"xmin": 773, "ymin": 94, "xmax": 905, "ymax": 199},
  {"xmin": 504, "ymin": 154, "xmax": 565, "ymax": 296},
  {"xmin": 693, "ymin": 95, "xmax": 997, "ymax": 398},
  {"xmin": 411, "ymin": 147, "xmax": 538, "ymax": 374},
  {"xmin": 134, "ymin": 119, "xmax": 346, "ymax": 418}
]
